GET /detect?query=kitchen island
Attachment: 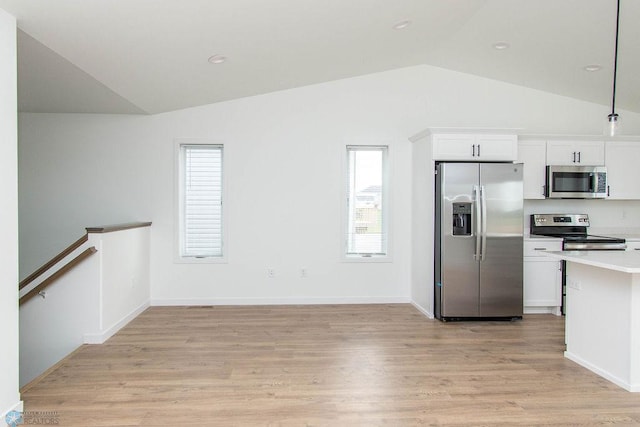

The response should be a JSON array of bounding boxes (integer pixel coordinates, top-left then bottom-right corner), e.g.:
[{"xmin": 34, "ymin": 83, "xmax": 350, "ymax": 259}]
[{"xmin": 545, "ymin": 250, "xmax": 640, "ymax": 392}]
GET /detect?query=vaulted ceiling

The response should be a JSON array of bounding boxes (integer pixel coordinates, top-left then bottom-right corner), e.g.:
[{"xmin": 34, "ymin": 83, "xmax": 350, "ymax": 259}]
[{"xmin": 1, "ymin": 0, "xmax": 638, "ymax": 115}]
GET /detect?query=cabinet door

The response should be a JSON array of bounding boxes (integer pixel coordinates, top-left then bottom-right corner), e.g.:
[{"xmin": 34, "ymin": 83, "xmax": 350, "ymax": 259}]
[
  {"xmin": 546, "ymin": 141, "xmax": 575, "ymax": 165},
  {"xmin": 432, "ymin": 134, "xmax": 476, "ymax": 160},
  {"xmin": 518, "ymin": 140, "xmax": 546, "ymax": 199},
  {"xmin": 523, "ymin": 240, "xmax": 563, "ymax": 314},
  {"xmin": 547, "ymin": 140, "xmax": 604, "ymax": 165},
  {"xmin": 575, "ymin": 141, "xmax": 605, "ymax": 165},
  {"xmin": 475, "ymin": 134, "xmax": 518, "ymax": 161},
  {"xmin": 605, "ymin": 141, "xmax": 640, "ymax": 199},
  {"xmin": 523, "ymin": 258, "xmax": 562, "ymax": 307},
  {"xmin": 432, "ymin": 134, "xmax": 517, "ymax": 161}
]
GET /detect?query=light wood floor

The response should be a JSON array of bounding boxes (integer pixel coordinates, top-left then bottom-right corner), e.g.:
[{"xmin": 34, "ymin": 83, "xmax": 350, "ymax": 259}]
[{"xmin": 22, "ymin": 305, "xmax": 640, "ymax": 426}]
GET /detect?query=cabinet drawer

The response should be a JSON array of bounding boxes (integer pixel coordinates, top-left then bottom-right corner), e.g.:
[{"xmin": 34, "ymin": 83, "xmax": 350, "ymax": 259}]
[{"xmin": 524, "ymin": 240, "xmax": 562, "ymax": 257}]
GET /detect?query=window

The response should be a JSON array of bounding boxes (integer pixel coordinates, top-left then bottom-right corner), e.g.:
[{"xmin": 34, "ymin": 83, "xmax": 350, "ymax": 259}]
[
  {"xmin": 178, "ymin": 144, "xmax": 223, "ymax": 259},
  {"xmin": 346, "ymin": 145, "xmax": 388, "ymax": 257}
]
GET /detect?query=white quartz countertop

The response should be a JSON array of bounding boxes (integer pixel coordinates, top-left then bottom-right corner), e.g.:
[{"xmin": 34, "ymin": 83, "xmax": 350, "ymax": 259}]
[
  {"xmin": 600, "ymin": 234, "xmax": 640, "ymax": 241},
  {"xmin": 545, "ymin": 250, "xmax": 640, "ymax": 274},
  {"xmin": 524, "ymin": 230, "xmax": 640, "ymax": 241},
  {"xmin": 524, "ymin": 235, "xmax": 562, "ymax": 241}
]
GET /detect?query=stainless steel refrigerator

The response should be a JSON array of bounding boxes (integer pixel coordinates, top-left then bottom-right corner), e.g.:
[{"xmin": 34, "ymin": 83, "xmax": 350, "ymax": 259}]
[{"xmin": 434, "ymin": 162, "xmax": 523, "ymax": 321}]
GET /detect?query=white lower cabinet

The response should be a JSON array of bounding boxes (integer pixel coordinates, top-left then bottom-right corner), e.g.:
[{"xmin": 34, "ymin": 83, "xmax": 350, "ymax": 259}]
[{"xmin": 523, "ymin": 239, "xmax": 563, "ymax": 315}]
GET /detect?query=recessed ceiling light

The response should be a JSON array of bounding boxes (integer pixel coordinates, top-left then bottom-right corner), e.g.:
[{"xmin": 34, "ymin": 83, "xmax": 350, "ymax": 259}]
[
  {"xmin": 492, "ymin": 42, "xmax": 510, "ymax": 50},
  {"xmin": 208, "ymin": 54, "xmax": 227, "ymax": 64},
  {"xmin": 393, "ymin": 20, "xmax": 411, "ymax": 30},
  {"xmin": 583, "ymin": 64, "xmax": 602, "ymax": 72}
]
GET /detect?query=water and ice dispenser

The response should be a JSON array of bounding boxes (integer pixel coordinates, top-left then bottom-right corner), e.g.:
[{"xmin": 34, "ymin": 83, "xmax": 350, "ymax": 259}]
[{"xmin": 452, "ymin": 202, "xmax": 472, "ymax": 236}]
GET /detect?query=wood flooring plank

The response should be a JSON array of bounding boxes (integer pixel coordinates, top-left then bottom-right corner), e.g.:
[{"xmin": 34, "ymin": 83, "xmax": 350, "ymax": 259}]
[{"xmin": 21, "ymin": 304, "xmax": 640, "ymax": 426}]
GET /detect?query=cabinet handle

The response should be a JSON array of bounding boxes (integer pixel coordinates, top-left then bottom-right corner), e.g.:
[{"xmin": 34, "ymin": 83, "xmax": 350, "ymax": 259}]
[
  {"xmin": 607, "ymin": 185, "xmax": 610, "ymax": 197},
  {"xmin": 472, "ymin": 144, "xmax": 476, "ymax": 157},
  {"xmin": 542, "ymin": 185, "xmax": 546, "ymax": 196},
  {"xmin": 477, "ymin": 144, "xmax": 481, "ymax": 156},
  {"xmin": 572, "ymin": 152, "xmax": 576, "ymax": 163},
  {"xmin": 534, "ymin": 248, "xmax": 548, "ymax": 251},
  {"xmin": 635, "ymin": 248, "xmax": 640, "ymax": 251},
  {"xmin": 577, "ymin": 151, "xmax": 581, "ymax": 163}
]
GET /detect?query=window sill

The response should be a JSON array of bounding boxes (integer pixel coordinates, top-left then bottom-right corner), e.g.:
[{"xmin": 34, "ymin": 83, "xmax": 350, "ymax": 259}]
[
  {"xmin": 342, "ymin": 254, "xmax": 392, "ymax": 263},
  {"xmin": 174, "ymin": 256, "xmax": 228, "ymax": 264}
]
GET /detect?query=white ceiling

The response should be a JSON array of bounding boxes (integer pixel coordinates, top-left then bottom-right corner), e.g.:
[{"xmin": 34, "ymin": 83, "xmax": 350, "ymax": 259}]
[{"xmin": 2, "ymin": 0, "xmax": 639, "ymax": 115}]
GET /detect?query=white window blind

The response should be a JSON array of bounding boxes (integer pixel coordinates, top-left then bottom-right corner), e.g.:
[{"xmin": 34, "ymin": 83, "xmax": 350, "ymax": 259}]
[
  {"xmin": 346, "ymin": 146, "xmax": 388, "ymax": 256},
  {"xmin": 181, "ymin": 145, "xmax": 223, "ymax": 258}
]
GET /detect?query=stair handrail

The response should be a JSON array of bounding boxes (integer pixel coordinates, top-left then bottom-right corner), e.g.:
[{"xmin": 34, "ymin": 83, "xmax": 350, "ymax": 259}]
[
  {"xmin": 19, "ymin": 247, "xmax": 97, "ymax": 305},
  {"xmin": 19, "ymin": 222, "xmax": 152, "ymax": 291},
  {"xmin": 18, "ymin": 221, "xmax": 152, "ymax": 306},
  {"xmin": 19, "ymin": 234, "xmax": 89, "ymax": 290}
]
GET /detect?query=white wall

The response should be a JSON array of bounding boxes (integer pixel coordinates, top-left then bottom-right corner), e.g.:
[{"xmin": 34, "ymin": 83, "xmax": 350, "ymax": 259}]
[
  {"xmin": 20, "ymin": 225, "xmax": 151, "ymax": 386},
  {"xmin": 0, "ymin": 7, "xmax": 22, "ymax": 420},
  {"xmin": 19, "ymin": 254, "xmax": 100, "ymax": 386},
  {"xmin": 410, "ymin": 136, "xmax": 433, "ymax": 316},
  {"xmin": 18, "ymin": 64, "xmax": 640, "ymax": 306},
  {"xmin": 95, "ymin": 227, "xmax": 150, "ymax": 334}
]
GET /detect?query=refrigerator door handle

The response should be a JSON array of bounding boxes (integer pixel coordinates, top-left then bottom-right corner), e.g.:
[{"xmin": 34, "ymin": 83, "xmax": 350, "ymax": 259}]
[
  {"xmin": 474, "ymin": 185, "xmax": 481, "ymax": 260},
  {"xmin": 480, "ymin": 185, "xmax": 487, "ymax": 261}
]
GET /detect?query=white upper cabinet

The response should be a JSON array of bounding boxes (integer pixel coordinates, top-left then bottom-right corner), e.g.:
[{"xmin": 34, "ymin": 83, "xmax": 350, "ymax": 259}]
[
  {"xmin": 432, "ymin": 134, "xmax": 517, "ymax": 161},
  {"xmin": 546, "ymin": 140, "xmax": 605, "ymax": 165},
  {"xmin": 605, "ymin": 141, "xmax": 640, "ymax": 200},
  {"xmin": 517, "ymin": 140, "xmax": 546, "ymax": 199}
]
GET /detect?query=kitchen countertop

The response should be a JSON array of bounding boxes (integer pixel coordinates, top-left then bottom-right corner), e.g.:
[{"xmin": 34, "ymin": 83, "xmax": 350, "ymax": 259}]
[
  {"xmin": 545, "ymin": 250, "xmax": 640, "ymax": 274},
  {"xmin": 524, "ymin": 230, "xmax": 640, "ymax": 241},
  {"xmin": 575, "ymin": 228, "xmax": 640, "ymax": 241},
  {"xmin": 523, "ymin": 234, "xmax": 562, "ymax": 240},
  {"xmin": 596, "ymin": 234, "xmax": 640, "ymax": 241}
]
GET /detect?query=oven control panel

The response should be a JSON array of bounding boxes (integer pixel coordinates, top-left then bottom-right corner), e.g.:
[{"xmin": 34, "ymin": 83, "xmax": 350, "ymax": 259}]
[{"xmin": 532, "ymin": 213, "xmax": 589, "ymax": 227}]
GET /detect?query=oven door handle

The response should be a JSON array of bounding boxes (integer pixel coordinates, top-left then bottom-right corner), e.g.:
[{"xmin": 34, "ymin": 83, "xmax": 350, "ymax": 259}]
[{"xmin": 564, "ymin": 242, "xmax": 627, "ymax": 251}]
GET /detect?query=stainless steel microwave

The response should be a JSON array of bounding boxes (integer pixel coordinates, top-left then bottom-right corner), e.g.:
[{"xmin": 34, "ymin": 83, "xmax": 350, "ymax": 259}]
[{"xmin": 545, "ymin": 165, "xmax": 607, "ymax": 199}]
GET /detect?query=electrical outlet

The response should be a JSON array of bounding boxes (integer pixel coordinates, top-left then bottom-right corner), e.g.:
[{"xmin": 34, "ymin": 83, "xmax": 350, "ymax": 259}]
[
  {"xmin": 267, "ymin": 268, "xmax": 275, "ymax": 278},
  {"xmin": 300, "ymin": 268, "xmax": 308, "ymax": 278},
  {"xmin": 568, "ymin": 279, "xmax": 581, "ymax": 290}
]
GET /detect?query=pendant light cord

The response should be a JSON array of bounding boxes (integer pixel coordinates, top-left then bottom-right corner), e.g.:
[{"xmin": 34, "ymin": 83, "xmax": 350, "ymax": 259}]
[{"xmin": 611, "ymin": 0, "xmax": 621, "ymax": 116}]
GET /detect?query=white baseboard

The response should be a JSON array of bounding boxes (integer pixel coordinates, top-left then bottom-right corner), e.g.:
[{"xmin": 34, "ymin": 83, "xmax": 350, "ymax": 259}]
[
  {"xmin": 410, "ymin": 301, "xmax": 434, "ymax": 319},
  {"xmin": 151, "ymin": 296, "xmax": 410, "ymax": 307},
  {"xmin": 524, "ymin": 306, "xmax": 562, "ymax": 316},
  {"xmin": 83, "ymin": 300, "xmax": 150, "ymax": 344},
  {"xmin": 564, "ymin": 351, "xmax": 639, "ymax": 392}
]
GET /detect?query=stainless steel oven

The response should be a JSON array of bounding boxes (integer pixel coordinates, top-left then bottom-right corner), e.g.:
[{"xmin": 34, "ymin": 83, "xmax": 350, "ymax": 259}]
[
  {"xmin": 545, "ymin": 165, "xmax": 607, "ymax": 199},
  {"xmin": 530, "ymin": 214, "xmax": 625, "ymax": 314}
]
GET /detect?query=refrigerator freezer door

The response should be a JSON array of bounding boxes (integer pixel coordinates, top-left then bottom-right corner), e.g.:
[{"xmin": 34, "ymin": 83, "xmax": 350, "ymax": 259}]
[
  {"xmin": 479, "ymin": 163, "xmax": 524, "ymax": 317},
  {"xmin": 439, "ymin": 163, "xmax": 480, "ymax": 317}
]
